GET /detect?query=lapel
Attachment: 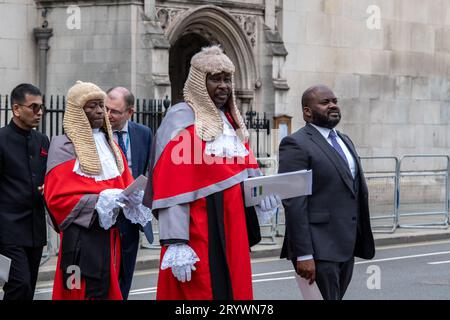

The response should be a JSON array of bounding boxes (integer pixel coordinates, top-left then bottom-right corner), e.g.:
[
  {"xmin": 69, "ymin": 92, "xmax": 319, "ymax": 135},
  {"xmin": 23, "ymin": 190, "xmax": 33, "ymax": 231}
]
[
  {"xmin": 337, "ymin": 131, "xmax": 360, "ymax": 177},
  {"xmin": 305, "ymin": 123, "xmax": 356, "ymax": 195},
  {"xmin": 127, "ymin": 121, "xmax": 139, "ymax": 178}
]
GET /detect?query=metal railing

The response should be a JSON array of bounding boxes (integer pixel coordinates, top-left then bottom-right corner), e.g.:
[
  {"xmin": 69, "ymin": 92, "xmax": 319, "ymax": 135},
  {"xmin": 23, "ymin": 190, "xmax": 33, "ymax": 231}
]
[
  {"xmin": 256, "ymin": 157, "xmax": 280, "ymax": 245},
  {"xmin": 360, "ymin": 156, "xmax": 399, "ymax": 233},
  {"xmin": 397, "ymin": 155, "xmax": 450, "ymax": 229},
  {"xmin": 0, "ymin": 94, "xmax": 171, "ymax": 138}
]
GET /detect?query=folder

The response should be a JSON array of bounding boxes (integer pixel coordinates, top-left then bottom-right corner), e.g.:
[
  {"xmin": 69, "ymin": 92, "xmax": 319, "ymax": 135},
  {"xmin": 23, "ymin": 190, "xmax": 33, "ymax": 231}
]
[
  {"xmin": 243, "ymin": 169, "xmax": 312, "ymax": 207},
  {"xmin": 295, "ymin": 274, "xmax": 323, "ymax": 300},
  {"xmin": 0, "ymin": 253, "xmax": 11, "ymax": 283}
]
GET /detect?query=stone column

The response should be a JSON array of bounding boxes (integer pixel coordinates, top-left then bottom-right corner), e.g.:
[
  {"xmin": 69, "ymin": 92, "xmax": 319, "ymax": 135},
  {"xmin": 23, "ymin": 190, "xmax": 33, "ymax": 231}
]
[
  {"xmin": 33, "ymin": 27, "xmax": 53, "ymax": 95},
  {"xmin": 144, "ymin": 0, "xmax": 157, "ymax": 20},
  {"xmin": 265, "ymin": 0, "xmax": 276, "ymax": 30}
]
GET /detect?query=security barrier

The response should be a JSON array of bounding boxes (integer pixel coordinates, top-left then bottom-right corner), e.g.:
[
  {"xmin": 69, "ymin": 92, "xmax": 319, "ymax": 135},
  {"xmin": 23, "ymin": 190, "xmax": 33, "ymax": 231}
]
[
  {"xmin": 397, "ymin": 155, "xmax": 449, "ymax": 229},
  {"xmin": 360, "ymin": 156, "xmax": 399, "ymax": 233}
]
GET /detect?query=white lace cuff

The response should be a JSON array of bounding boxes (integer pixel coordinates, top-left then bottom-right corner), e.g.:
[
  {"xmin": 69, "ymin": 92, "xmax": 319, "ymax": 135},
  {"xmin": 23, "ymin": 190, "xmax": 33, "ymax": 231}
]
[
  {"xmin": 95, "ymin": 188, "xmax": 123, "ymax": 230},
  {"xmin": 117, "ymin": 190, "xmax": 153, "ymax": 227},
  {"xmin": 160, "ymin": 244, "xmax": 200, "ymax": 270}
]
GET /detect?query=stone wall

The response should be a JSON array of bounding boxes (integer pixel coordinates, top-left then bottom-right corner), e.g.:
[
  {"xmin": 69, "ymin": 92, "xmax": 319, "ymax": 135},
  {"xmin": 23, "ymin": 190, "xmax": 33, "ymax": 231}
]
[
  {"xmin": 43, "ymin": 3, "xmax": 135, "ymax": 95},
  {"xmin": 0, "ymin": 0, "xmax": 39, "ymax": 95},
  {"xmin": 283, "ymin": 0, "xmax": 450, "ymax": 157}
]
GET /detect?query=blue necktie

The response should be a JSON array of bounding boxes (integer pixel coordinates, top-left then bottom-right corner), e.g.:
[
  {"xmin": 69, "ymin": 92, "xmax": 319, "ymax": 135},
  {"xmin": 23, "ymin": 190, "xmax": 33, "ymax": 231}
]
[
  {"xmin": 328, "ymin": 130, "xmax": 349, "ymax": 167},
  {"xmin": 116, "ymin": 131, "xmax": 127, "ymax": 159}
]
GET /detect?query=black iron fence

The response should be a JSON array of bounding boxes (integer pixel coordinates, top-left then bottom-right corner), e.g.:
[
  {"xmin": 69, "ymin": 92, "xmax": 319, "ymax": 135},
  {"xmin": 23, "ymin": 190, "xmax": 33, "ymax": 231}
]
[
  {"xmin": 0, "ymin": 94, "xmax": 171, "ymax": 138},
  {"xmin": 245, "ymin": 110, "xmax": 271, "ymax": 158},
  {"xmin": 0, "ymin": 94, "xmax": 272, "ymax": 157}
]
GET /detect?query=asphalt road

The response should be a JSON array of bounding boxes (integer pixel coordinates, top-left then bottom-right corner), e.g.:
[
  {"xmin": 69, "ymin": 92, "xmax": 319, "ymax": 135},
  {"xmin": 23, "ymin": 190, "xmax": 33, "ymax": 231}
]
[{"xmin": 4, "ymin": 239, "xmax": 450, "ymax": 300}]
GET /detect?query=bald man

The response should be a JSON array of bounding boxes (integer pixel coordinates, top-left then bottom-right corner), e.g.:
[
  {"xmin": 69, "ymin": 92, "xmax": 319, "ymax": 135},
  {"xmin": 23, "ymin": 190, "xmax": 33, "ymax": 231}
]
[
  {"xmin": 105, "ymin": 87, "xmax": 153, "ymax": 299},
  {"xmin": 278, "ymin": 85, "xmax": 375, "ymax": 300}
]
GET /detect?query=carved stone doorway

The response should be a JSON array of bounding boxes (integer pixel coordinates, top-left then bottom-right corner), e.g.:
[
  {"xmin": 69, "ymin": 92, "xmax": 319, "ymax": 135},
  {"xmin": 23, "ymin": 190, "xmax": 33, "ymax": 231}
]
[
  {"xmin": 169, "ymin": 33, "xmax": 210, "ymax": 105},
  {"xmin": 165, "ymin": 5, "xmax": 257, "ymax": 111}
]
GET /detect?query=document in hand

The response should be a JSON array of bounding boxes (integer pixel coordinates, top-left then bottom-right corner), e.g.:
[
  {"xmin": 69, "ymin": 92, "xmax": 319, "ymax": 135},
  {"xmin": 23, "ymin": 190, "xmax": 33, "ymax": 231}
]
[
  {"xmin": 243, "ymin": 169, "xmax": 312, "ymax": 207},
  {"xmin": 122, "ymin": 174, "xmax": 148, "ymax": 197},
  {"xmin": 0, "ymin": 253, "xmax": 11, "ymax": 283},
  {"xmin": 295, "ymin": 274, "xmax": 323, "ymax": 300}
]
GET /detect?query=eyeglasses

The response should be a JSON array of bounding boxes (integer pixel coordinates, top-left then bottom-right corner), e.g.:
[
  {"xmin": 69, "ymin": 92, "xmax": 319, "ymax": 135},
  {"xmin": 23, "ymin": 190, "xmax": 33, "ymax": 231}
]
[
  {"xmin": 105, "ymin": 106, "xmax": 126, "ymax": 116},
  {"xmin": 18, "ymin": 103, "xmax": 44, "ymax": 114}
]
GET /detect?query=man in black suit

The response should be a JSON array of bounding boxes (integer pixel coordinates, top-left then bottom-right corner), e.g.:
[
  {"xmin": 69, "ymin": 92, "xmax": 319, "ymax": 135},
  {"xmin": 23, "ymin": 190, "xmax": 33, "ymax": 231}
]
[
  {"xmin": 0, "ymin": 84, "xmax": 49, "ymax": 300},
  {"xmin": 106, "ymin": 86, "xmax": 153, "ymax": 300},
  {"xmin": 278, "ymin": 84, "xmax": 375, "ymax": 300}
]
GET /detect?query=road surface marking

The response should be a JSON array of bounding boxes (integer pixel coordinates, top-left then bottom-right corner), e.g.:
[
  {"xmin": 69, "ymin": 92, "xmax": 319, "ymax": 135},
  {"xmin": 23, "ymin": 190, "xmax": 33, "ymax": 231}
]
[
  {"xmin": 427, "ymin": 260, "xmax": 450, "ymax": 265},
  {"xmin": 356, "ymin": 250, "xmax": 450, "ymax": 264}
]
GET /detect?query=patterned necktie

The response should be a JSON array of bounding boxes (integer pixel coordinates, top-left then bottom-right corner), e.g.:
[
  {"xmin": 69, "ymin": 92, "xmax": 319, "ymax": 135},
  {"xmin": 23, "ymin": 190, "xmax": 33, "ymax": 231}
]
[
  {"xmin": 115, "ymin": 131, "xmax": 127, "ymax": 158},
  {"xmin": 328, "ymin": 130, "xmax": 349, "ymax": 167}
]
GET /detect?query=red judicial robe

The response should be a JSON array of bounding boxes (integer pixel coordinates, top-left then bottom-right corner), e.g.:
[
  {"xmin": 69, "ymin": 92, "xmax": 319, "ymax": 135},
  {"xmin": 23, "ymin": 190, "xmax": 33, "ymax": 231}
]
[
  {"xmin": 44, "ymin": 135, "xmax": 134, "ymax": 300},
  {"xmin": 148, "ymin": 103, "xmax": 261, "ymax": 300}
]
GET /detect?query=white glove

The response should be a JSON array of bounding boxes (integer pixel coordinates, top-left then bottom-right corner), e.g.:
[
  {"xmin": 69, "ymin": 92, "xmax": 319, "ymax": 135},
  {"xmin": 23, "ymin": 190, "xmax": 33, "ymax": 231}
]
[
  {"xmin": 254, "ymin": 194, "xmax": 282, "ymax": 224},
  {"xmin": 172, "ymin": 264, "xmax": 197, "ymax": 282},
  {"xmin": 95, "ymin": 188, "xmax": 124, "ymax": 230},
  {"xmin": 160, "ymin": 244, "xmax": 200, "ymax": 283},
  {"xmin": 116, "ymin": 190, "xmax": 152, "ymax": 227}
]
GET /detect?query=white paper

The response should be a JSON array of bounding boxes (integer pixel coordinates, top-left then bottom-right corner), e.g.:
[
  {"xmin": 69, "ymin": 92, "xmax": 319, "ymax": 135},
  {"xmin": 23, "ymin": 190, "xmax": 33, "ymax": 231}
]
[
  {"xmin": 122, "ymin": 174, "xmax": 148, "ymax": 197},
  {"xmin": 243, "ymin": 169, "xmax": 312, "ymax": 207},
  {"xmin": 295, "ymin": 274, "xmax": 323, "ymax": 300},
  {"xmin": 0, "ymin": 253, "xmax": 11, "ymax": 283}
]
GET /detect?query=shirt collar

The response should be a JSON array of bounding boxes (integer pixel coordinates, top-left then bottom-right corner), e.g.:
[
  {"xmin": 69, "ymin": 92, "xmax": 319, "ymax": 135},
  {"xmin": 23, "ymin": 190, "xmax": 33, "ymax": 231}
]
[
  {"xmin": 309, "ymin": 123, "xmax": 337, "ymax": 140},
  {"xmin": 9, "ymin": 119, "xmax": 32, "ymax": 136},
  {"xmin": 113, "ymin": 121, "xmax": 128, "ymax": 133}
]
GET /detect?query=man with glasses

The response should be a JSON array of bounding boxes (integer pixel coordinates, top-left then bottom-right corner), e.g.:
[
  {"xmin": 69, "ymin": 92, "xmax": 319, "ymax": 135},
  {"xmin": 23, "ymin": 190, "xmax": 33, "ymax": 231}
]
[
  {"xmin": 0, "ymin": 83, "xmax": 49, "ymax": 300},
  {"xmin": 105, "ymin": 86, "xmax": 153, "ymax": 300}
]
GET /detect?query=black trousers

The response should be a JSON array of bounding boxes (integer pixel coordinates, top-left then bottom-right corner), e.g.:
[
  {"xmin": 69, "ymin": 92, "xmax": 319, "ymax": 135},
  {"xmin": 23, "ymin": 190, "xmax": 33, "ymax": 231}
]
[
  {"xmin": 116, "ymin": 214, "xmax": 140, "ymax": 300},
  {"xmin": 315, "ymin": 258, "xmax": 354, "ymax": 300},
  {"xmin": 0, "ymin": 245, "xmax": 43, "ymax": 300}
]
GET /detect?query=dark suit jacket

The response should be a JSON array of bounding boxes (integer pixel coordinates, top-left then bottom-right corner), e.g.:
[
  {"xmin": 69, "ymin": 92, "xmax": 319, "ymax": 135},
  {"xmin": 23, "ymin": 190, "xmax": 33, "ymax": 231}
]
[
  {"xmin": 128, "ymin": 121, "xmax": 152, "ymax": 179},
  {"xmin": 278, "ymin": 123, "xmax": 375, "ymax": 262},
  {"xmin": 0, "ymin": 120, "xmax": 50, "ymax": 247}
]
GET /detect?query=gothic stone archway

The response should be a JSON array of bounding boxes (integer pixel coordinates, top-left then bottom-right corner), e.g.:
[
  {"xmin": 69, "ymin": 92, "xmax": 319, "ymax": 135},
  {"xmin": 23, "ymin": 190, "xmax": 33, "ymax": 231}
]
[{"xmin": 166, "ymin": 5, "xmax": 257, "ymax": 111}]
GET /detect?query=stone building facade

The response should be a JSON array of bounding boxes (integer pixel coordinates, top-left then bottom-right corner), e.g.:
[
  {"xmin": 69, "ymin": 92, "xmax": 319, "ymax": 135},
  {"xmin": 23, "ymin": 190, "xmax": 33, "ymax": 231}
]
[{"xmin": 1, "ymin": 0, "xmax": 450, "ymax": 158}]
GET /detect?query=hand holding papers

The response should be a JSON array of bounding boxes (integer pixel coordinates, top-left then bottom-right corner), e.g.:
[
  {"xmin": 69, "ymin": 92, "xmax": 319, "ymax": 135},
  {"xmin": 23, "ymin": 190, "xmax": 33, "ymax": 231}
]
[
  {"xmin": 243, "ymin": 170, "xmax": 312, "ymax": 207},
  {"xmin": 122, "ymin": 174, "xmax": 148, "ymax": 197},
  {"xmin": 119, "ymin": 175, "xmax": 152, "ymax": 227},
  {"xmin": 97, "ymin": 175, "xmax": 152, "ymax": 230},
  {"xmin": 0, "ymin": 253, "xmax": 11, "ymax": 284}
]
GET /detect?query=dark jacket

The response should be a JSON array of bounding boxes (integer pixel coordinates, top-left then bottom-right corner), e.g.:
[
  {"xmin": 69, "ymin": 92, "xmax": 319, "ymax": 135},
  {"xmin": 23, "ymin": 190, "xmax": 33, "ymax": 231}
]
[
  {"xmin": 128, "ymin": 121, "xmax": 152, "ymax": 179},
  {"xmin": 0, "ymin": 120, "xmax": 50, "ymax": 247},
  {"xmin": 278, "ymin": 123, "xmax": 375, "ymax": 262}
]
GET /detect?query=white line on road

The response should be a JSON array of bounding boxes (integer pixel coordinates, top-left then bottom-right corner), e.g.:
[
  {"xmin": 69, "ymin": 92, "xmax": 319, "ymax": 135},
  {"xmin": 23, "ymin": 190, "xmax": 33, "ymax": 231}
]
[
  {"xmin": 252, "ymin": 270, "xmax": 293, "ymax": 277},
  {"xmin": 252, "ymin": 276, "xmax": 295, "ymax": 283},
  {"xmin": 427, "ymin": 260, "xmax": 450, "ymax": 265},
  {"xmin": 355, "ymin": 250, "xmax": 450, "ymax": 265},
  {"xmin": 129, "ymin": 289, "xmax": 157, "ymax": 296}
]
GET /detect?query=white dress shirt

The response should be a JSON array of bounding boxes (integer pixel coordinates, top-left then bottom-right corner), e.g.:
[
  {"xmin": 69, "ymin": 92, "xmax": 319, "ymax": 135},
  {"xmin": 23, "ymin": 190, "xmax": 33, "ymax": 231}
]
[{"xmin": 113, "ymin": 120, "xmax": 133, "ymax": 172}]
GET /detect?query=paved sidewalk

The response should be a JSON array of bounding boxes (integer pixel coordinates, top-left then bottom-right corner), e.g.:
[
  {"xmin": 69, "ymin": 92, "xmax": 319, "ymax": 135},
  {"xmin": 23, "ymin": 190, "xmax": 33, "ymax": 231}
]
[{"xmin": 36, "ymin": 225, "xmax": 450, "ymax": 282}]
